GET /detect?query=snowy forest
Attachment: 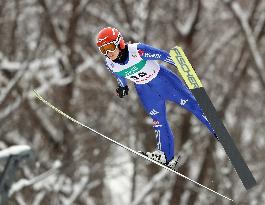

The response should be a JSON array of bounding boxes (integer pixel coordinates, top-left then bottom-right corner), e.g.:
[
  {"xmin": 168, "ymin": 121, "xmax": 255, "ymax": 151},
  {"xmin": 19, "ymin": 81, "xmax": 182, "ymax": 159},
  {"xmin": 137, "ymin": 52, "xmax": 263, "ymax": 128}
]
[{"xmin": 0, "ymin": 0, "xmax": 265, "ymax": 204}]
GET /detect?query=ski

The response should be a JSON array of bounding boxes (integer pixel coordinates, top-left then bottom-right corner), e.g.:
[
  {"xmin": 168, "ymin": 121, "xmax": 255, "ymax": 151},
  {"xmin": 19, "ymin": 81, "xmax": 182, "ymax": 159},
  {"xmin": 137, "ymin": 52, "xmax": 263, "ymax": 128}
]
[
  {"xmin": 33, "ymin": 90, "xmax": 233, "ymax": 201},
  {"xmin": 169, "ymin": 46, "xmax": 256, "ymax": 190}
]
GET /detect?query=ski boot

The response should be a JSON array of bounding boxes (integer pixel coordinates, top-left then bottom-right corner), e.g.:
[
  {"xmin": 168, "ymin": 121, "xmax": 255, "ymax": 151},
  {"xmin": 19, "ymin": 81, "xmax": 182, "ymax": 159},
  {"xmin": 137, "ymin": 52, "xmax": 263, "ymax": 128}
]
[
  {"xmin": 139, "ymin": 150, "xmax": 167, "ymax": 165},
  {"xmin": 166, "ymin": 155, "xmax": 181, "ymax": 171}
]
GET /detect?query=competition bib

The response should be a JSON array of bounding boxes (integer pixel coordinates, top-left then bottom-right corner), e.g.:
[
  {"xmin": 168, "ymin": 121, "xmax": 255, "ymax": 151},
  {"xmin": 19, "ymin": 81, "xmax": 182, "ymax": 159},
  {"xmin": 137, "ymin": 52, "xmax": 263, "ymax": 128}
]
[{"xmin": 106, "ymin": 43, "xmax": 160, "ymax": 84}]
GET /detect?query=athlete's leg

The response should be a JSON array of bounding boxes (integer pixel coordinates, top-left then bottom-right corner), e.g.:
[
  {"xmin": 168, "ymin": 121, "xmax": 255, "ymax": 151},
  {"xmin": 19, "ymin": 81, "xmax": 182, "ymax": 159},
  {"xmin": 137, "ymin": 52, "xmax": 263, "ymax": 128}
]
[
  {"xmin": 135, "ymin": 84, "xmax": 175, "ymax": 161},
  {"xmin": 157, "ymin": 66, "xmax": 217, "ymax": 138}
]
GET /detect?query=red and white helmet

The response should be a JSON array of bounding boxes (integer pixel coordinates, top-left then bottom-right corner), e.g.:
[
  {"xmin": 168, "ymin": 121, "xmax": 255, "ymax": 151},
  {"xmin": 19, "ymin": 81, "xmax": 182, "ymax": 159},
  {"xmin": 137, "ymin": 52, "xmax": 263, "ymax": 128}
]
[{"xmin": 96, "ymin": 27, "xmax": 125, "ymax": 49}]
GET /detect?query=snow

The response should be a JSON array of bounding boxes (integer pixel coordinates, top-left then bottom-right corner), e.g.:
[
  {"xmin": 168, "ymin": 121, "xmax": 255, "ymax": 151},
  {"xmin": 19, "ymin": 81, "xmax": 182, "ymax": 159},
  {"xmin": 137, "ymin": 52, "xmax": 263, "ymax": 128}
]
[
  {"xmin": 131, "ymin": 169, "xmax": 168, "ymax": 205},
  {"xmin": 0, "ymin": 0, "xmax": 264, "ymax": 204},
  {"xmin": 1, "ymin": 59, "xmax": 22, "ymax": 71},
  {"xmin": 0, "ymin": 97, "xmax": 21, "ymax": 121},
  {"xmin": 206, "ymin": 28, "xmax": 239, "ymax": 68},
  {"xmin": 61, "ymin": 176, "xmax": 88, "ymax": 205},
  {"xmin": 29, "ymin": 100, "xmax": 63, "ymax": 143},
  {"xmin": 15, "ymin": 193, "xmax": 27, "ymax": 205},
  {"xmin": 9, "ymin": 160, "xmax": 62, "ymax": 196},
  {"xmin": 105, "ymin": 148, "xmax": 132, "ymax": 205},
  {"xmin": 216, "ymin": 143, "xmax": 226, "ymax": 160},
  {"xmin": 0, "ymin": 145, "xmax": 31, "ymax": 160},
  {"xmin": 32, "ymin": 191, "xmax": 45, "ymax": 205},
  {"xmin": 76, "ymin": 55, "xmax": 100, "ymax": 74}
]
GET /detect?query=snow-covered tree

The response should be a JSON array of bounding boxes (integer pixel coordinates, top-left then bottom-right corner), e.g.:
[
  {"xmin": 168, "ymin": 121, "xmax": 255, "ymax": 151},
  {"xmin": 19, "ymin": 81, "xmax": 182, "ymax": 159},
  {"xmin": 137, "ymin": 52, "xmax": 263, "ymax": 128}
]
[{"xmin": 0, "ymin": 0, "xmax": 264, "ymax": 204}]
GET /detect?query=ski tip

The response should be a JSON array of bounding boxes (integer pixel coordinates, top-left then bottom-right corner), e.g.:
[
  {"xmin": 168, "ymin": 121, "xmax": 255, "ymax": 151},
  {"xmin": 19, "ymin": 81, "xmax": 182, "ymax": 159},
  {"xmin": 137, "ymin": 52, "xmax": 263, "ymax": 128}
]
[
  {"xmin": 33, "ymin": 90, "xmax": 44, "ymax": 101},
  {"xmin": 33, "ymin": 89, "xmax": 39, "ymax": 98}
]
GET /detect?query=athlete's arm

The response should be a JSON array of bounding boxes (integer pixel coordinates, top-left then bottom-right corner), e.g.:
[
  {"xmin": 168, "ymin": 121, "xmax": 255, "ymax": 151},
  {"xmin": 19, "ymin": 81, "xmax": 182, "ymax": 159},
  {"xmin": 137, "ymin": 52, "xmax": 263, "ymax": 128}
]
[
  {"xmin": 137, "ymin": 43, "xmax": 175, "ymax": 66},
  {"xmin": 105, "ymin": 61, "xmax": 127, "ymax": 87}
]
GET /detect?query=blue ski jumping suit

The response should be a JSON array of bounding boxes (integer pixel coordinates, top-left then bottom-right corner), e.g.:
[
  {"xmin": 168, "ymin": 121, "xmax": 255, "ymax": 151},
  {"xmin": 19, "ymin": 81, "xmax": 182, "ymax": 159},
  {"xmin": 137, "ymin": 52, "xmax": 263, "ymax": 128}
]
[{"xmin": 105, "ymin": 43, "xmax": 216, "ymax": 162}]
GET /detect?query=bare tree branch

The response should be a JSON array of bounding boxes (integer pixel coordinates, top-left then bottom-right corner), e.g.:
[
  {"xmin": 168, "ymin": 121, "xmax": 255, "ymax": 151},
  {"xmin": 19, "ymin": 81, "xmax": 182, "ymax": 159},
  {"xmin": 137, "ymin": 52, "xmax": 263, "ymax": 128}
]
[
  {"xmin": 131, "ymin": 169, "xmax": 168, "ymax": 205},
  {"xmin": 38, "ymin": 0, "xmax": 61, "ymax": 49},
  {"xmin": 176, "ymin": 0, "xmax": 201, "ymax": 38},
  {"xmin": 0, "ymin": 64, "xmax": 28, "ymax": 106},
  {"xmin": 222, "ymin": 0, "xmax": 265, "ymax": 88}
]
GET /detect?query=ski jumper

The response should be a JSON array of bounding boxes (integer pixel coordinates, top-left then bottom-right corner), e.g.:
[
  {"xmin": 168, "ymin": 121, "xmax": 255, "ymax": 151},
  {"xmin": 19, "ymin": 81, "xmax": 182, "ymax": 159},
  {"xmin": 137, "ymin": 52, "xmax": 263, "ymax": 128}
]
[{"xmin": 105, "ymin": 43, "xmax": 216, "ymax": 162}]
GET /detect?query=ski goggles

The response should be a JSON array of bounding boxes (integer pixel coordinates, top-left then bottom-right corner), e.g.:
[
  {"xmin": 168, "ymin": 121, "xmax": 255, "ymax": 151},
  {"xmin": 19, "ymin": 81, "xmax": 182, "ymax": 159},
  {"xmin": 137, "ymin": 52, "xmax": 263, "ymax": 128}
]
[{"xmin": 98, "ymin": 34, "xmax": 121, "ymax": 55}]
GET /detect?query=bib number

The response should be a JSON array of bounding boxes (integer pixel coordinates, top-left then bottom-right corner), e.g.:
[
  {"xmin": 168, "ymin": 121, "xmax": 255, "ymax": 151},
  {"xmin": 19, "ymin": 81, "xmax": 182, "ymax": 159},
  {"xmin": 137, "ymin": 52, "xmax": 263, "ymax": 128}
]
[{"xmin": 130, "ymin": 72, "xmax": 148, "ymax": 80}]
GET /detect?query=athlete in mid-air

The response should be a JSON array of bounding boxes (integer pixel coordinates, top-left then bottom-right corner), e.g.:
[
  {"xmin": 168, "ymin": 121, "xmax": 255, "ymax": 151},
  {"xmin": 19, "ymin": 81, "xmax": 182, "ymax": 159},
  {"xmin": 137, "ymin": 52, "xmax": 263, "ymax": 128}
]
[{"xmin": 96, "ymin": 27, "xmax": 217, "ymax": 170}]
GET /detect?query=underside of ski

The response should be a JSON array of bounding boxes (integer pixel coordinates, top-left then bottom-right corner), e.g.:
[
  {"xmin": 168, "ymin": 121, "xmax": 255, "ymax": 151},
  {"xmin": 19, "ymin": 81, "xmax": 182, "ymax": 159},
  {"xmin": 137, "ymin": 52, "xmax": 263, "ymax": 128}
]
[
  {"xmin": 169, "ymin": 46, "xmax": 256, "ymax": 190},
  {"xmin": 33, "ymin": 90, "xmax": 233, "ymax": 201}
]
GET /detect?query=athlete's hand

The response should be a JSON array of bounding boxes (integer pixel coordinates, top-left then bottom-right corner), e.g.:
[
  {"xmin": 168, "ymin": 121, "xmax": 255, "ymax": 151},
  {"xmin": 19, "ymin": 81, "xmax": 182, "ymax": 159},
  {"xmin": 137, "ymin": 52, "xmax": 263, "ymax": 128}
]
[{"xmin": 116, "ymin": 85, "xmax": 129, "ymax": 98}]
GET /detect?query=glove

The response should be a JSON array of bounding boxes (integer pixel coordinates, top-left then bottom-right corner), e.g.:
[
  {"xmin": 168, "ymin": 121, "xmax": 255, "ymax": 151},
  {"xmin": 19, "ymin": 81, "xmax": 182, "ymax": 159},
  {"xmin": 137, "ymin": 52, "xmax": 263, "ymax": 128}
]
[{"xmin": 116, "ymin": 85, "xmax": 129, "ymax": 98}]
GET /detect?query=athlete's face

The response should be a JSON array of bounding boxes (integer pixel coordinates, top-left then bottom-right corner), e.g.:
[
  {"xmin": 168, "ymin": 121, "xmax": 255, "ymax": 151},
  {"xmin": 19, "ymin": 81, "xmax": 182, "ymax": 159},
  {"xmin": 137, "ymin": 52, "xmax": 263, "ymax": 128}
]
[{"xmin": 106, "ymin": 48, "xmax": 120, "ymax": 60}]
